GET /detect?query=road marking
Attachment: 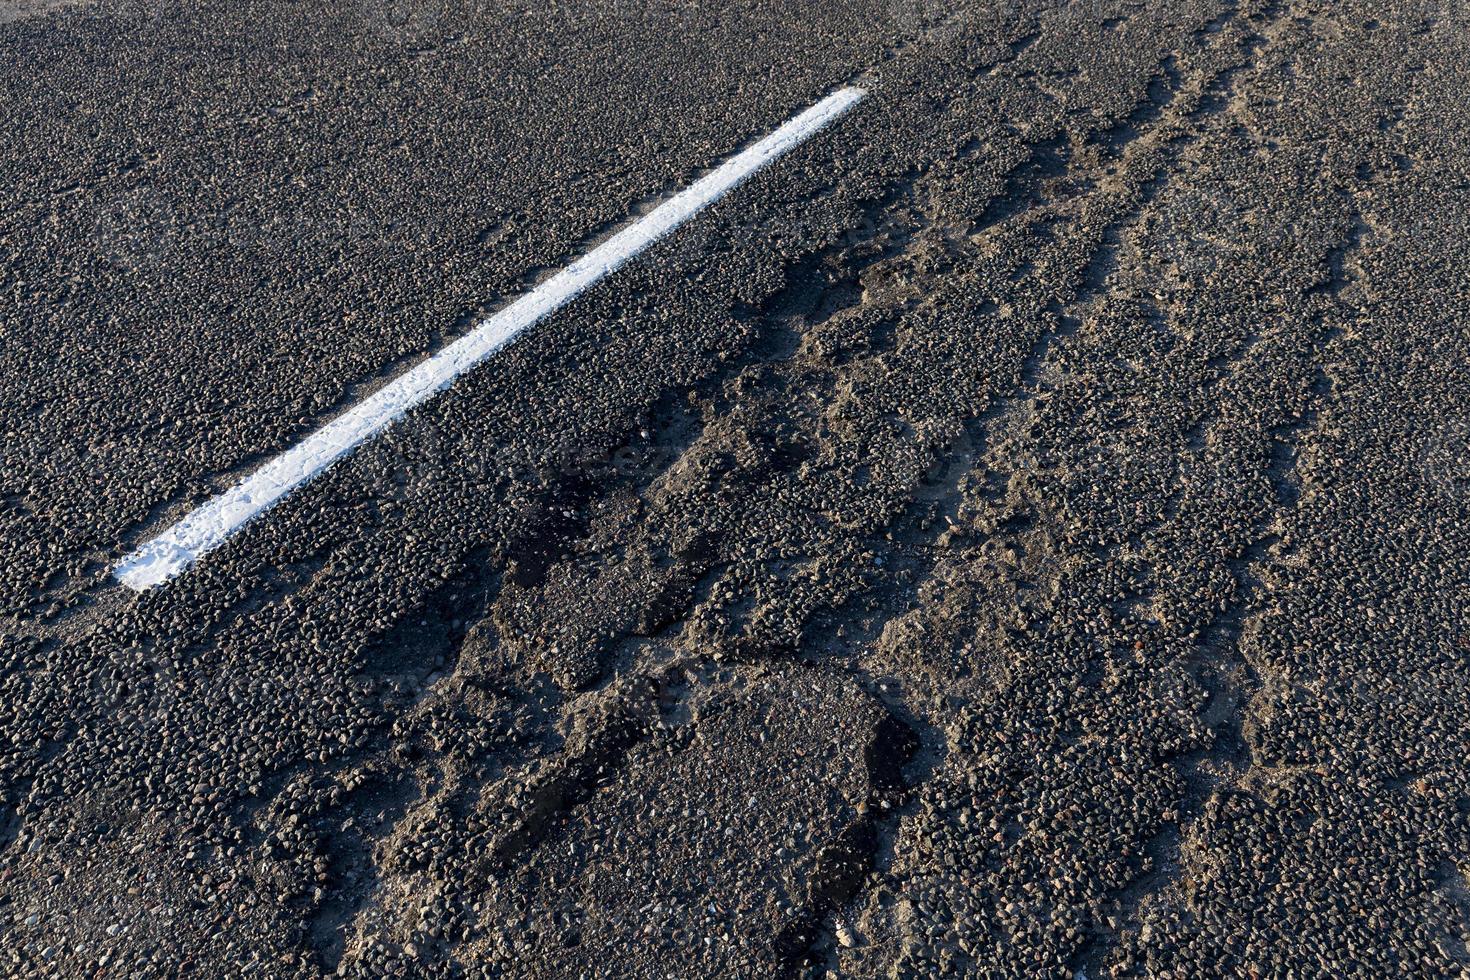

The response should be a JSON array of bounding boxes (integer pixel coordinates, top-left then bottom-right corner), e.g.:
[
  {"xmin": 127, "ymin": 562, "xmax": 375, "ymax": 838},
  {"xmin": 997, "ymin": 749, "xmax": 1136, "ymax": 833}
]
[{"xmin": 114, "ymin": 87, "xmax": 866, "ymax": 590}]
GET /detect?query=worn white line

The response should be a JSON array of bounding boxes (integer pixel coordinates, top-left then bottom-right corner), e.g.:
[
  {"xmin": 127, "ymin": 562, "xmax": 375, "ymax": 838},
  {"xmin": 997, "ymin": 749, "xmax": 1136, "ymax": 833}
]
[{"xmin": 114, "ymin": 86, "xmax": 866, "ymax": 590}]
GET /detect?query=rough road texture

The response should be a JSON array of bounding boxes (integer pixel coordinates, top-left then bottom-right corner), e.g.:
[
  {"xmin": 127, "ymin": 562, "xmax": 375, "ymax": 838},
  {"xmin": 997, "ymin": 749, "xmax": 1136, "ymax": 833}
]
[{"xmin": 3, "ymin": 0, "xmax": 1469, "ymax": 977}]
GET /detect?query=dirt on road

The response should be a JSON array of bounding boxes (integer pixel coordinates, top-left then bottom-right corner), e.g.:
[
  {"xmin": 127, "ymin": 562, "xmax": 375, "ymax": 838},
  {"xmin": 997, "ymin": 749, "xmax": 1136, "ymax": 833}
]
[{"xmin": 2, "ymin": 0, "xmax": 1469, "ymax": 977}]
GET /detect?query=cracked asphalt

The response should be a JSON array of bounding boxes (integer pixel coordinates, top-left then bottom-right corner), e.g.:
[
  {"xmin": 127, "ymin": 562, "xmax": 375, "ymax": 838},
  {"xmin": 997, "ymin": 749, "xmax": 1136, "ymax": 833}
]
[{"xmin": 3, "ymin": 0, "xmax": 1470, "ymax": 977}]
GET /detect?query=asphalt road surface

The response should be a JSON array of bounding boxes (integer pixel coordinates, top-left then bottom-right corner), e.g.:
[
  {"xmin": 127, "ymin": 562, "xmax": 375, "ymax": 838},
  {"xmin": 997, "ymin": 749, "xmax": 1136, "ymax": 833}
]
[{"xmin": 4, "ymin": 0, "xmax": 1470, "ymax": 977}]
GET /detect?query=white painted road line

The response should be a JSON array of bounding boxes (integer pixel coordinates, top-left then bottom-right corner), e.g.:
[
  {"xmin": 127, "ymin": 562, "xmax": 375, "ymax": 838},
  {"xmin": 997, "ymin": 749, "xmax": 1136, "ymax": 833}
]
[{"xmin": 113, "ymin": 87, "xmax": 866, "ymax": 590}]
